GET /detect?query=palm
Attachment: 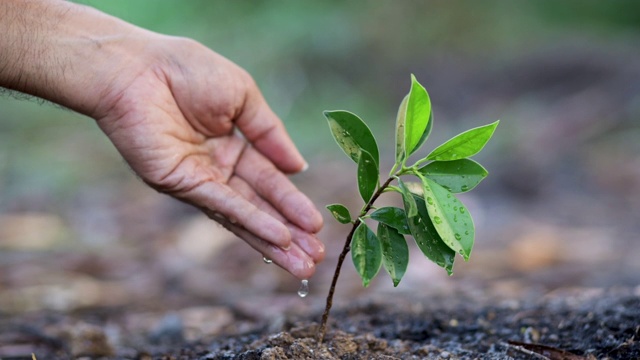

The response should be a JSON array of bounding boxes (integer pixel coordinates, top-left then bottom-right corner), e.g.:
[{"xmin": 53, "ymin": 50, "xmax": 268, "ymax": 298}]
[{"xmin": 95, "ymin": 43, "xmax": 324, "ymax": 279}]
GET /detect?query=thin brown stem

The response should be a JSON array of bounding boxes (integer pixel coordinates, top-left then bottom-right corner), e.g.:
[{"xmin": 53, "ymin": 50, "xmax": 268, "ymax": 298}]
[{"xmin": 316, "ymin": 176, "xmax": 394, "ymax": 344}]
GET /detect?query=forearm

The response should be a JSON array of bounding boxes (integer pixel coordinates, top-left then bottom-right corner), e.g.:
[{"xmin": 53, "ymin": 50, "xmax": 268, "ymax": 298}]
[{"xmin": 0, "ymin": 0, "xmax": 149, "ymax": 116}]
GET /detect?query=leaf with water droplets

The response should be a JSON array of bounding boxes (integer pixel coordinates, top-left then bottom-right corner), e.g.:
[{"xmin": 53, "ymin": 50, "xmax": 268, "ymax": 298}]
[
  {"xmin": 324, "ymin": 110, "xmax": 379, "ymax": 166},
  {"xmin": 397, "ymin": 179, "xmax": 418, "ymax": 218},
  {"xmin": 419, "ymin": 176, "xmax": 475, "ymax": 260},
  {"xmin": 357, "ymin": 149, "xmax": 379, "ymax": 203},
  {"xmin": 418, "ymin": 159, "xmax": 488, "ymax": 193},
  {"xmin": 351, "ymin": 222, "xmax": 382, "ymax": 287},
  {"xmin": 370, "ymin": 207, "xmax": 410, "ymax": 235},
  {"xmin": 405, "ymin": 195, "xmax": 455, "ymax": 275},
  {"xmin": 377, "ymin": 223, "xmax": 409, "ymax": 286},
  {"xmin": 426, "ymin": 120, "xmax": 499, "ymax": 161},
  {"xmin": 326, "ymin": 204, "xmax": 352, "ymax": 224}
]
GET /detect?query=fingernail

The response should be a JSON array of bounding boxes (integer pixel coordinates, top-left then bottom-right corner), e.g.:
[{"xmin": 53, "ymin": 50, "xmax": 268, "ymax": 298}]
[{"xmin": 300, "ymin": 162, "xmax": 309, "ymax": 172}]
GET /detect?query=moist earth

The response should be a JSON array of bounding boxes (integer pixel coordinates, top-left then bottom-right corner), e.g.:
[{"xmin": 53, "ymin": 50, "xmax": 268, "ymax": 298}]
[{"xmin": 1, "ymin": 288, "xmax": 638, "ymax": 359}]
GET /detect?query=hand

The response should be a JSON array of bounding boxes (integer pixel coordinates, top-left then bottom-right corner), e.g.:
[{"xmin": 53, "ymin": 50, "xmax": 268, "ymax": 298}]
[
  {"xmin": 94, "ymin": 36, "xmax": 325, "ymax": 279},
  {"xmin": 0, "ymin": 0, "xmax": 324, "ymax": 279}
]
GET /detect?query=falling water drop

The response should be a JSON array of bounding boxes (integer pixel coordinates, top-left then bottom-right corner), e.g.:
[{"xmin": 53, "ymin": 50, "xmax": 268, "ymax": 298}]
[
  {"xmin": 298, "ymin": 279, "xmax": 309, "ymax": 298},
  {"xmin": 263, "ymin": 257, "xmax": 273, "ymax": 264}
]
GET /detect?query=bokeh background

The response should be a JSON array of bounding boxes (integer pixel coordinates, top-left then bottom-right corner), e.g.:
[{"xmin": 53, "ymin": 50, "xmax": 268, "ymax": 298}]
[{"xmin": 1, "ymin": 1, "xmax": 640, "ymax": 320}]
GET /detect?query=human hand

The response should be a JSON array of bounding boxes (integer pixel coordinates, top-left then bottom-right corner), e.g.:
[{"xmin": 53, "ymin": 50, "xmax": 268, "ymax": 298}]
[
  {"xmin": 92, "ymin": 36, "xmax": 325, "ymax": 279},
  {"xmin": 0, "ymin": 0, "xmax": 324, "ymax": 279}
]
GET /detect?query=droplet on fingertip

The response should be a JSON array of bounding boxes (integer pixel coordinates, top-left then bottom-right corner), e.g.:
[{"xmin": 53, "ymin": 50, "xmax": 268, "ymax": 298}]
[
  {"xmin": 298, "ymin": 279, "xmax": 309, "ymax": 298},
  {"xmin": 263, "ymin": 257, "xmax": 273, "ymax": 264},
  {"xmin": 300, "ymin": 162, "xmax": 309, "ymax": 173}
]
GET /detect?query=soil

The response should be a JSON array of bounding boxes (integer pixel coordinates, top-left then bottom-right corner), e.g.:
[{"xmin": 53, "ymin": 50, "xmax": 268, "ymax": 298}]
[{"xmin": 1, "ymin": 287, "xmax": 638, "ymax": 359}]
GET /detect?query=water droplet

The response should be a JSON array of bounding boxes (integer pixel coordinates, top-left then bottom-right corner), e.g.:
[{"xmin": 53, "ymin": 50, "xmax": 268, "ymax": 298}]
[
  {"xmin": 464, "ymin": 230, "xmax": 469, "ymax": 235},
  {"xmin": 427, "ymin": 197, "xmax": 434, "ymax": 205},
  {"xmin": 454, "ymin": 233, "xmax": 461, "ymax": 240},
  {"xmin": 459, "ymin": 207, "xmax": 466, "ymax": 214},
  {"xmin": 263, "ymin": 257, "xmax": 273, "ymax": 264},
  {"xmin": 461, "ymin": 185, "xmax": 469, "ymax": 191},
  {"xmin": 446, "ymin": 193, "xmax": 451, "ymax": 198},
  {"xmin": 298, "ymin": 279, "xmax": 309, "ymax": 298},
  {"xmin": 453, "ymin": 206, "xmax": 458, "ymax": 211},
  {"xmin": 453, "ymin": 215, "xmax": 458, "ymax": 222},
  {"xmin": 434, "ymin": 216, "xmax": 442, "ymax": 224}
]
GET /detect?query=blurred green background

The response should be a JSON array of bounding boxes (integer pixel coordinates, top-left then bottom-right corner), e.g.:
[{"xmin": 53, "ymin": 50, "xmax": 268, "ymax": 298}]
[{"xmin": 1, "ymin": 1, "xmax": 640, "ymax": 312}]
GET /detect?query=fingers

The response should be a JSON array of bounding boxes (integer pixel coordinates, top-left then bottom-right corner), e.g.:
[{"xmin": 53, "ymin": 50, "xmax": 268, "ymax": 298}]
[
  {"xmin": 228, "ymin": 176, "xmax": 325, "ymax": 263},
  {"xmin": 235, "ymin": 146, "xmax": 323, "ymax": 234},
  {"xmin": 235, "ymin": 84, "xmax": 307, "ymax": 174},
  {"xmin": 212, "ymin": 214, "xmax": 316, "ymax": 280},
  {"xmin": 185, "ymin": 181, "xmax": 291, "ymax": 249}
]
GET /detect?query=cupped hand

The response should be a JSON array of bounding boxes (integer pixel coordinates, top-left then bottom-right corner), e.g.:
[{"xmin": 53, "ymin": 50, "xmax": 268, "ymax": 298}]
[{"xmin": 93, "ymin": 36, "xmax": 324, "ymax": 279}]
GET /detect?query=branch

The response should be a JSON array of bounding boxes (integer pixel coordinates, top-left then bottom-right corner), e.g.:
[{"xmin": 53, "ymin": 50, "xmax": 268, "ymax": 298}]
[{"xmin": 316, "ymin": 176, "xmax": 394, "ymax": 344}]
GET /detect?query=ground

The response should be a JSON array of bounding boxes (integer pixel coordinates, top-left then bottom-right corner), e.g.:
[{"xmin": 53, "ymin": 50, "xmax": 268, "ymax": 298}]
[{"xmin": 1, "ymin": 287, "xmax": 639, "ymax": 359}]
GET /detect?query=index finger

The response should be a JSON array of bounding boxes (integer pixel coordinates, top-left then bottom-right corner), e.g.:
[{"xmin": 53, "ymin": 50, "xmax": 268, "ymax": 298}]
[{"xmin": 235, "ymin": 80, "xmax": 307, "ymax": 174}]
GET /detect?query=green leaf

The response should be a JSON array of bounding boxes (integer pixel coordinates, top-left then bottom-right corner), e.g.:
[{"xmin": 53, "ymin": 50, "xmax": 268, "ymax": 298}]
[
  {"xmin": 418, "ymin": 159, "xmax": 488, "ymax": 193},
  {"xmin": 397, "ymin": 178, "xmax": 418, "ymax": 218},
  {"xmin": 370, "ymin": 207, "xmax": 410, "ymax": 235},
  {"xmin": 413, "ymin": 111, "xmax": 433, "ymax": 156},
  {"xmin": 395, "ymin": 95, "xmax": 409, "ymax": 164},
  {"xmin": 377, "ymin": 223, "xmax": 409, "ymax": 286},
  {"xmin": 405, "ymin": 75, "xmax": 432, "ymax": 156},
  {"xmin": 357, "ymin": 149, "xmax": 379, "ymax": 203},
  {"xmin": 404, "ymin": 195, "xmax": 456, "ymax": 275},
  {"xmin": 419, "ymin": 176, "xmax": 475, "ymax": 260},
  {"xmin": 326, "ymin": 204, "xmax": 352, "ymax": 224},
  {"xmin": 351, "ymin": 222, "xmax": 382, "ymax": 287},
  {"xmin": 426, "ymin": 120, "xmax": 499, "ymax": 161},
  {"xmin": 324, "ymin": 110, "xmax": 380, "ymax": 165}
]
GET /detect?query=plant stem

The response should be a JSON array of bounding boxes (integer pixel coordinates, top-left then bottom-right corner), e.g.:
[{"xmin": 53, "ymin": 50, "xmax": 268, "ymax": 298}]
[{"xmin": 316, "ymin": 176, "xmax": 394, "ymax": 344}]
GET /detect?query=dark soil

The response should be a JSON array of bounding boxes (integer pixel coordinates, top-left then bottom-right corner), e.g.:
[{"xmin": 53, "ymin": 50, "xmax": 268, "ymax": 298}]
[{"xmin": 1, "ymin": 287, "xmax": 638, "ymax": 359}]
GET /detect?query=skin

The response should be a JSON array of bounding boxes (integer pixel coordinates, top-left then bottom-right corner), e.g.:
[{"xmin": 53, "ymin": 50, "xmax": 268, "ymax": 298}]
[{"xmin": 0, "ymin": 0, "xmax": 324, "ymax": 279}]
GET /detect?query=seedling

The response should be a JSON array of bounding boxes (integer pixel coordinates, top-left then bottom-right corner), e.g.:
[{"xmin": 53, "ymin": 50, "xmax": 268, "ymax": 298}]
[{"xmin": 316, "ymin": 75, "xmax": 499, "ymax": 342}]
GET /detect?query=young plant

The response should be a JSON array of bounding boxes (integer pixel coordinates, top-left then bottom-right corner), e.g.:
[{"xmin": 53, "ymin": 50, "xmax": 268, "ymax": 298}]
[{"xmin": 316, "ymin": 75, "xmax": 499, "ymax": 343}]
